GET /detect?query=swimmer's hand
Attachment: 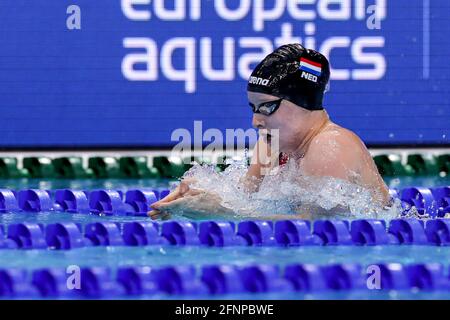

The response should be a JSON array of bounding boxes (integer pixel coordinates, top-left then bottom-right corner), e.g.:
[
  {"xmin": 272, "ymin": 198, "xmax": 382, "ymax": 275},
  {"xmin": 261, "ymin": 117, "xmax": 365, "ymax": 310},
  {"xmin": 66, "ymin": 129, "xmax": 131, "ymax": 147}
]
[
  {"xmin": 148, "ymin": 178, "xmax": 233, "ymax": 220},
  {"xmin": 148, "ymin": 178, "xmax": 197, "ymax": 220}
]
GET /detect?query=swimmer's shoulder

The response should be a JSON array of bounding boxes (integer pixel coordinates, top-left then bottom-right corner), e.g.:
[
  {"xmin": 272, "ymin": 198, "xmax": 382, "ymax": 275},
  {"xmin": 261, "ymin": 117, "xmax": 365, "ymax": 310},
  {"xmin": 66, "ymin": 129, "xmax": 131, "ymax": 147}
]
[
  {"xmin": 300, "ymin": 124, "xmax": 358, "ymax": 178},
  {"xmin": 310, "ymin": 123, "xmax": 365, "ymax": 154}
]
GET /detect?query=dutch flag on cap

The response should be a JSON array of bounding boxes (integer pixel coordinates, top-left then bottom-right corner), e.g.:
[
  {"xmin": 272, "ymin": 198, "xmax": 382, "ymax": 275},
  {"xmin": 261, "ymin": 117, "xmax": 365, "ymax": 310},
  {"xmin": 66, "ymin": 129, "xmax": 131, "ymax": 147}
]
[{"xmin": 299, "ymin": 57, "xmax": 322, "ymax": 76}]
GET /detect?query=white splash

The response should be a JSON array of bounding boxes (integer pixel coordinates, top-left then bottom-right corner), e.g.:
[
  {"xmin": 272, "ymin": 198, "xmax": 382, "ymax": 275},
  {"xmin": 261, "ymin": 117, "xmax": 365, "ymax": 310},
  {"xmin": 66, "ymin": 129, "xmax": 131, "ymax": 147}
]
[{"xmin": 180, "ymin": 157, "xmax": 403, "ymax": 220}]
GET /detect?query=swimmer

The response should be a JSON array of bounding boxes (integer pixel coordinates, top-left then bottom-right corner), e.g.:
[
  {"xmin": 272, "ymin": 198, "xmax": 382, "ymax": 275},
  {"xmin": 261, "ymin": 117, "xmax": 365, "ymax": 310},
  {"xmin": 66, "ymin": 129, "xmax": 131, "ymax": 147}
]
[{"xmin": 149, "ymin": 43, "xmax": 390, "ymax": 220}]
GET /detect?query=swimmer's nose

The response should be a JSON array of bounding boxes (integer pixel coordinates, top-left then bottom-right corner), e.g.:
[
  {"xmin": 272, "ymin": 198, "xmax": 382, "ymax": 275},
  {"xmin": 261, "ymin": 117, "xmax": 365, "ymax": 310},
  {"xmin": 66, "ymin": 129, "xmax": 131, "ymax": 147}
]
[{"xmin": 252, "ymin": 114, "xmax": 265, "ymax": 129}]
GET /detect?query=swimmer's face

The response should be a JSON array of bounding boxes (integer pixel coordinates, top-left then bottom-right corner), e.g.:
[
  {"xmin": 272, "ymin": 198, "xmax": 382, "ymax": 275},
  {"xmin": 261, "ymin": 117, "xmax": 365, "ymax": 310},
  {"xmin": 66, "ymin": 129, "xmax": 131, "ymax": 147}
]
[{"xmin": 248, "ymin": 91, "xmax": 313, "ymax": 153}]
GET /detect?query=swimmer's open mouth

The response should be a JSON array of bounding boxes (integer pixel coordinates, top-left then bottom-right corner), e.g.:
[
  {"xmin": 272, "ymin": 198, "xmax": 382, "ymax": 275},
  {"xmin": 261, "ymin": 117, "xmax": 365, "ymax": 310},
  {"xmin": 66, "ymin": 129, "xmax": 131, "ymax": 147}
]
[
  {"xmin": 260, "ymin": 131, "xmax": 272, "ymax": 143},
  {"xmin": 259, "ymin": 129, "xmax": 273, "ymax": 144}
]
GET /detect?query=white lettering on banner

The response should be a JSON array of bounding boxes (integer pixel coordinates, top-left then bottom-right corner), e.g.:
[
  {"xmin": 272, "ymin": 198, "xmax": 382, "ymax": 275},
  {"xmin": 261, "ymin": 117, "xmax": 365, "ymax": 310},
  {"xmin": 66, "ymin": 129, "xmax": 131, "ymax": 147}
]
[
  {"xmin": 121, "ymin": 0, "xmax": 202, "ymax": 20},
  {"xmin": 122, "ymin": 38, "xmax": 158, "ymax": 81},
  {"xmin": 288, "ymin": 0, "xmax": 317, "ymax": 20},
  {"xmin": 120, "ymin": 0, "xmax": 389, "ymax": 93},
  {"xmin": 318, "ymin": 0, "xmax": 351, "ymax": 20},
  {"xmin": 121, "ymin": 0, "xmax": 151, "ymax": 21},
  {"xmin": 215, "ymin": 0, "xmax": 252, "ymax": 21},
  {"xmin": 122, "ymin": 34, "xmax": 387, "ymax": 91},
  {"xmin": 274, "ymin": 23, "xmax": 302, "ymax": 49},
  {"xmin": 154, "ymin": 0, "xmax": 185, "ymax": 20},
  {"xmin": 320, "ymin": 37, "xmax": 351, "ymax": 80},
  {"xmin": 238, "ymin": 38, "xmax": 273, "ymax": 80},
  {"xmin": 201, "ymin": 37, "xmax": 235, "ymax": 81},
  {"xmin": 160, "ymin": 38, "xmax": 196, "ymax": 93},
  {"xmin": 253, "ymin": 0, "xmax": 286, "ymax": 32},
  {"xmin": 303, "ymin": 22, "xmax": 316, "ymax": 52},
  {"xmin": 190, "ymin": 0, "xmax": 201, "ymax": 20},
  {"xmin": 351, "ymin": 37, "xmax": 386, "ymax": 80},
  {"xmin": 121, "ymin": 0, "xmax": 387, "ymax": 27}
]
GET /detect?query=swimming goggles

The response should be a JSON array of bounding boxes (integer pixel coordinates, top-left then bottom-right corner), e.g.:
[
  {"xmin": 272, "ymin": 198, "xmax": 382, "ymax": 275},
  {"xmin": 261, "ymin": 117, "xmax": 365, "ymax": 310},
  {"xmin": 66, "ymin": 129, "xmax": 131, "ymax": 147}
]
[{"xmin": 249, "ymin": 98, "xmax": 283, "ymax": 116}]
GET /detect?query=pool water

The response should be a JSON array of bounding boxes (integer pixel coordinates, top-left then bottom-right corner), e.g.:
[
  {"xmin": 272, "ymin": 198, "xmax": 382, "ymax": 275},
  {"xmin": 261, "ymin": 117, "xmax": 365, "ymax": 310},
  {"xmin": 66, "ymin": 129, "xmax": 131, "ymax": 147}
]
[
  {"xmin": 1, "ymin": 241, "xmax": 450, "ymax": 300},
  {"xmin": 0, "ymin": 176, "xmax": 449, "ymax": 300},
  {"xmin": 1, "ymin": 237, "xmax": 450, "ymax": 270},
  {"xmin": 0, "ymin": 175, "xmax": 448, "ymax": 193},
  {"xmin": 0, "ymin": 178, "xmax": 173, "ymax": 191}
]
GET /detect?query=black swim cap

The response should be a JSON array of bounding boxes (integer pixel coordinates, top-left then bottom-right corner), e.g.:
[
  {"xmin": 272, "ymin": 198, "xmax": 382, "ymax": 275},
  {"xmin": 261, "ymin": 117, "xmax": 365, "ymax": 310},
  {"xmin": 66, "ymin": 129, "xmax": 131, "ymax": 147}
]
[{"xmin": 247, "ymin": 43, "xmax": 330, "ymax": 111}]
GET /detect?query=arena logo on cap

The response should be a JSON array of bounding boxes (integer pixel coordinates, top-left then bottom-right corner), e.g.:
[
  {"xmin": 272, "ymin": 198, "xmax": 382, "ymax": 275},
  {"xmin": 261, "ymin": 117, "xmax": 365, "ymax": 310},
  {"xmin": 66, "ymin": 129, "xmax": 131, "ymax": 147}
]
[
  {"xmin": 249, "ymin": 76, "xmax": 270, "ymax": 86},
  {"xmin": 299, "ymin": 57, "xmax": 322, "ymax": 83}
]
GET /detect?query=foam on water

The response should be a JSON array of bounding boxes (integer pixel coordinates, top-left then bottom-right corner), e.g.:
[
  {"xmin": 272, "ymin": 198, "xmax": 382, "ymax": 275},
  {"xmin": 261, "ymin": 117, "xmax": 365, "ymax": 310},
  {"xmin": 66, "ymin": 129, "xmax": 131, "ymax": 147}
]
[{"xmin": 179, "ymin": 157, "xmax": 403, "ymax": 220}]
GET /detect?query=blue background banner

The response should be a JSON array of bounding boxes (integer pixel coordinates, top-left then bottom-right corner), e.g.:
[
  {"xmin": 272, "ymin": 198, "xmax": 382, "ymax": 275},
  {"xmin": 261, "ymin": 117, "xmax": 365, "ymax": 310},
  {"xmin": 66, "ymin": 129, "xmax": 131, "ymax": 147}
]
[{"xmin": 0, "ymin": 0, "xmax": 448, "ymax": 148}]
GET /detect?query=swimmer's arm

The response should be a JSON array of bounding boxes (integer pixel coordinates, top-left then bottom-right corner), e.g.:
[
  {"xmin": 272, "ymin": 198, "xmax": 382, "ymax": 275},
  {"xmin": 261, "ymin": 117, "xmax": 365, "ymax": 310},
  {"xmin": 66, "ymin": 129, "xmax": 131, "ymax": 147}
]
[
  {"xmin": 149, "ymin": 186, "xmax": 235, "ymax": 220},
  {"xmin": 301, "ymin": 131, "xmax": 390, "ymax": 205},
  {"xmin": 241, "ymin": 137, "xmax": 279, "ymax": 193}
]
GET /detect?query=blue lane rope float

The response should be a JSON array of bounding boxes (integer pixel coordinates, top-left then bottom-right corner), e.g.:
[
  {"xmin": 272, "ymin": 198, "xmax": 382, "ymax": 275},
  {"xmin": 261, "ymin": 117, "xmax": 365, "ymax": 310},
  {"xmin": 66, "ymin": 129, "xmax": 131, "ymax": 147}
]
[
  {"xmin": 0, "ymin": 187, "xmax": 449, "ymax": 216},
  {"xmin": 45, "ymin": 223, "xmax": 85, "ymax": 250},
  {"xmin": 54, "ymin": 190, "xmax": 90, "ymax": 214},
  {"xmin": 0, "ymin": 188, "xmax": 169, "ymax": 216},
  {"xmin": 17, "ymin": 189, "xmax": 53, "ymax": 212},
  {"xmin": 1, "ymin": 262, "xmax": 449, "ymax": 298},
  {"xmin": 1, "ymin": 218, "xmax": 450, "ymax": 250},
  {"xmin": 122, "ymin": 221, "xmax": 160, "ymax": 246},
  {"xmin": 0, "ymin": 189, "xmax": 19, "ymax": 213}
]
